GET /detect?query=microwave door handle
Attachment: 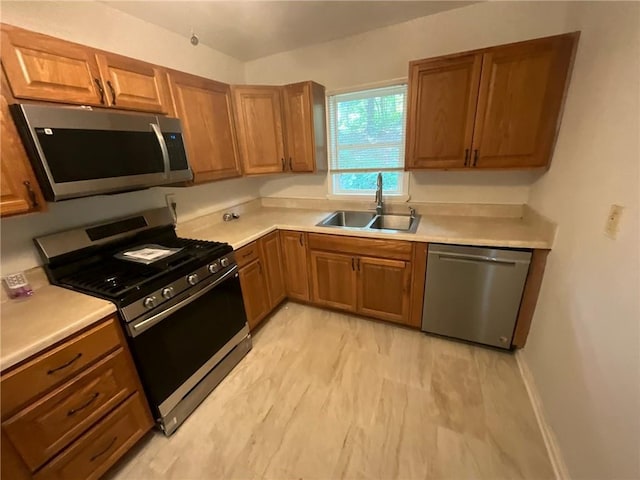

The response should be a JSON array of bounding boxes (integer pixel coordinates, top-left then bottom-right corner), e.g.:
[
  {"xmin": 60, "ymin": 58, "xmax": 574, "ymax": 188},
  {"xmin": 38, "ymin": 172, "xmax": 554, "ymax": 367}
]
[
  {"xmin": 130, "ymin": 265, "xmax": 238, "ymax": 337},
  {"xmin": 150, "ymin": 122, "xmax": 170, "ymax": 179}
]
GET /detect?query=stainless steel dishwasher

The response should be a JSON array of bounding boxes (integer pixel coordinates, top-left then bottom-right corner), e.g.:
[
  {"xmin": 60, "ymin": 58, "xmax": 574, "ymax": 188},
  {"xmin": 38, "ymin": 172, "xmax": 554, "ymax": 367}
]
[{"xmin": 422, "ymin": 244, "xmax": 532, "ymax": 349}]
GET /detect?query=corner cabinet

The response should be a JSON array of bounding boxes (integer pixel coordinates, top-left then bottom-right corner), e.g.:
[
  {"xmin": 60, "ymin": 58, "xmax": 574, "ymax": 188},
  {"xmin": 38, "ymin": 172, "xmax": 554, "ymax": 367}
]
[
  {"xmin": 168, "ymin": 71, "xmax": 242, "ymax": 183},
  {"xmin": 233, "ymin": 82, "xmax": 327, "ymax": 175},
  {"xmin": 406, "ymin": 32, "xmax": 579, "ymax": 170}
]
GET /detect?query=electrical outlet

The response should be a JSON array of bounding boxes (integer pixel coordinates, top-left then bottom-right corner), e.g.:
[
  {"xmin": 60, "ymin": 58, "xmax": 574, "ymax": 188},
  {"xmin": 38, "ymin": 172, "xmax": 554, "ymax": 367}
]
[{"xmin": 604, "ymin": 204, "xmax": 624, "ymax": 239}]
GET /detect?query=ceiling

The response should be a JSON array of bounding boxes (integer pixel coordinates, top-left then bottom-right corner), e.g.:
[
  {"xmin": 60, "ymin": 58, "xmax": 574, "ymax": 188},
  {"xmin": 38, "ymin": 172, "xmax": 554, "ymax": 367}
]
[{"xmin": 104, "ymin": 1, "xmax": 476, "ymax": 61}]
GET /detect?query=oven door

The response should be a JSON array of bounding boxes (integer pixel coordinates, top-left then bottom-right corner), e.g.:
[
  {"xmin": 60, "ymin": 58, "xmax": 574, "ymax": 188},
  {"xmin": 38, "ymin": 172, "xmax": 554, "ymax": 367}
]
[{"xmin": 126, "ymin": 267, "xmax": 248, "ymax": 418}]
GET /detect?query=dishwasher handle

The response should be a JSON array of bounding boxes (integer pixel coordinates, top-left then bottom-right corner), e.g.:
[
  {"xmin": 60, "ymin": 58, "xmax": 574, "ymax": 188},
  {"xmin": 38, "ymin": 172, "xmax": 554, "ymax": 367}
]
[{"xmin": 436, "ymin": 253, "xmax": 518, "ymax": 266}]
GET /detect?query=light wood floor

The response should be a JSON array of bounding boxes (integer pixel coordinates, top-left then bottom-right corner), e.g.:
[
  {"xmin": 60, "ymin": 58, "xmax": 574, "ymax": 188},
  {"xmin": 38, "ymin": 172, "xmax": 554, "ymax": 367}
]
[{"xmin": 108, "ymin": 302, "xmax": 553, "ymax": 480}]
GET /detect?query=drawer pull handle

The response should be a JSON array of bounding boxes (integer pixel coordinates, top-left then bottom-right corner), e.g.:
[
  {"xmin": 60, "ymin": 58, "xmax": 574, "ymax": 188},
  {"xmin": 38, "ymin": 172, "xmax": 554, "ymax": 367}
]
[
  {"xmin": 242, "ymin": 252, "xmax": 253, "ymax": 258},
  {"xmin": 47, "ymin": 353, "xmax": 82, "ymax": 375},
  {"xmin": 67, "ymin": 392, "xmax": 99, "ymax": 416},
  {"xmin": 90, "ymin": 436, "xmax": 117, "ymax": 462}
]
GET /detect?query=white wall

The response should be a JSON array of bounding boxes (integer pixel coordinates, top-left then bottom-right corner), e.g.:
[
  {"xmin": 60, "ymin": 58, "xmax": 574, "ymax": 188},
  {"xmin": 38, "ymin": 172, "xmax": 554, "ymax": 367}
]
[
  {"xmin": 0, "ymin": 1, "xmax": 263, "ymax": 273},
  {"xmin": 246, "ymin": 1, "xmax": 572, "ymax": 204},
  {"xmin": 524, "ymin": 2, "xmax": 640, "ymax": 479}
]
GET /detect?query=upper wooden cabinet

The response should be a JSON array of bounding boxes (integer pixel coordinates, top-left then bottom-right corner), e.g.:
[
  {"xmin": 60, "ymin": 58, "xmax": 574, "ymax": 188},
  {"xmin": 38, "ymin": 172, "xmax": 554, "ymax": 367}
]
[
  {"xmin": 168, "ymin": 71, "xmax": 242, "ymax": 183},
  {"xmin": 0, "ymin": 72, "xmax": 45, "ymax": 217},
  {"xmin": 406, "ymin": 53, "xmax": 482, "ymax": 169},
  {"xmin": 1, "ymin": 25, "xmax": 105, "ymax": 107},
  {"xmin": 95, "ymin": 53, "xmax": 171, "ymax": 114},
  {"xmin": 233, "ymin": 82, "xmax": 327, "ymax": 175},
  {"xmin": 282, "ymin": 81, "xmax": 327, "ymax": 172},
  {"xmin": 1, "ymin": 25, "xmax": 171, "ymax": 114},
  {"xmin": 406, "ymin": 32, "xmax": 578, "ymax": 170},
  {"xmin": 232, "ymin": 85, "xmax": 286, "ymax": 175}
]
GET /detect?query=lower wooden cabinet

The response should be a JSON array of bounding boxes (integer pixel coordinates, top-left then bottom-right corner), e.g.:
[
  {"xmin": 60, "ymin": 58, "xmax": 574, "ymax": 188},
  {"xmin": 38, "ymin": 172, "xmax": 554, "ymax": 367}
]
[
  {"xmin": 0, "ymin": 315, "xmax": 153, "ymax": 480},
  {"xmin": 357, "ymin": 257, "xmax": 411, "ymax": 323},
  {"xmin": 309, "ymin": 250, "xmax": 358, "ymax": 312},
  {"xmin": 259, "ymin": 231, "xmax": 286, "ymax": 307},
  {"xmin": 238, "ymin": 258, "xmax": 271, "ymax": 330},
  {"xmin": 280, "ymin": 231, "xmax": 311, "ymax": 301}
]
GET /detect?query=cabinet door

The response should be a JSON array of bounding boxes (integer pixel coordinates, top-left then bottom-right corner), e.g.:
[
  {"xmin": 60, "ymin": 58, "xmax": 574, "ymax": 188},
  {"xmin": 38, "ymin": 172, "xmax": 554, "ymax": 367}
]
[
  {"xmin": 282, "ymin": 82, "xmax": 326, "ymax": 172},
  {"xmin": 280, "ymin": 231, "xmax": 310, "ymax": 301},
  {"xmin": 232, "ymin": 86, "xmax": 285, "ymax": 175},
  {"xmin": 309, "ymin": 251, "xmax": 357, "ymax": 312},
  {"xmin": 471, "ymin": 33, "xmax": 577, "ymax": 168},
  {"xmin": 95, "ymin": 53, "xmax": 171, "ymax": 113},
  {"xmin": 357, "ymin": 257, "xmax": 412, "ymax": 324},
  {"xmin": 259, "ymin": 231, "xmax": 286, "ymax": 308},
  {"xmin": 238, "ymin": 260, "xmax": 271, "ymax": 330},
  {"xmin": 405, "ymin": 53, "xmax": 482, "ymax": 169},
  {"xmin": 0, "ymin": 26, "xmax": 104, "ymax": 106},
  {"xmin": 169, "ymin": 72, "xmax": 241, "ymax": 183},
  {"xmin": 0, "ymin": 74, "xmax": 45, "ymax": 217}
]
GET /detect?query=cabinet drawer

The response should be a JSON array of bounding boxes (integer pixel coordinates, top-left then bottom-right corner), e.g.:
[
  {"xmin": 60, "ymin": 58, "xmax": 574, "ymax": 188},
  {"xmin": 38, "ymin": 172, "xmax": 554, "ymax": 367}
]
[
  {"xmin": 34, "ymin": 392, "xmax": 152, "ymax": 480},
  {"xmin": 3, "ymin": 348, "xmax": 137, "ymax": 471},
  {"xmin": 1, "ymin": 318, "xmax": 121, "ymax": 416},
  {"xmin": 308, "ymin": 233, "xmax": 412, "ymax": 261},
  {"xmin": 235, "ymin": 242, "xmax": 259, "ymax": 268}
]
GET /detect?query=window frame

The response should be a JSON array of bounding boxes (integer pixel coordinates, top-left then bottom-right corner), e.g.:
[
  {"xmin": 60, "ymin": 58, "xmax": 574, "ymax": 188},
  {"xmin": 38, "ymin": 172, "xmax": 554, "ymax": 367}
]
[{"xmin": 326, "ymin": 80, "xmax": 410, "ymax": 201}]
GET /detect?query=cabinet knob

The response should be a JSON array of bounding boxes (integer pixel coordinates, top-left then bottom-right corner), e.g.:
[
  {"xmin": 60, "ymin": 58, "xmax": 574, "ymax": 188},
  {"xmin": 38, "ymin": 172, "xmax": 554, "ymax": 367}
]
[
  {"xmin": 464, "ymin": 148, "xmax": 469, "ymax": 167},
  {"xmin": 473, "ymin": 149, "xmax": 479, "ymax": 167},
  {"xmin": 106, "ymin": 80, "xmax": 117, "ymax": 105},
  {"xmin": 23, "ymin": 181, "xmax": 38, "ymax": 208},
  {"xmin": 94, "ymin": 78, "xmax": 105, "ymax": 104},
  {"xmin": 289, "ymin": 157, "xmax": 293, "ymax": 170},
  {"xmin": 281, "ymin": 158, "xmax": 285, "ymax": 171}
]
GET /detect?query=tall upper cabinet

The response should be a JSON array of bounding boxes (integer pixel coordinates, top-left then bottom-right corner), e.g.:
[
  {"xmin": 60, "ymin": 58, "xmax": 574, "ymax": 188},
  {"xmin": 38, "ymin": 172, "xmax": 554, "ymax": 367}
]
[
  {"xmin": 233, "ymin": 81, "xmax": 327, "ymax": 175},
  {"xmin": 406, "ymin": 32, "xmax": 579, "ymax": 170}
]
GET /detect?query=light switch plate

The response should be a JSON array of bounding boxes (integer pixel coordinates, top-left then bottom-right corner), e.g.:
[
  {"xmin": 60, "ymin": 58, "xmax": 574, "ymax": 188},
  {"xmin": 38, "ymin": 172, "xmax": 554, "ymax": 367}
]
[{"xmin": 605, "ymin": 204, "xmax": 624, "ymax": 239}]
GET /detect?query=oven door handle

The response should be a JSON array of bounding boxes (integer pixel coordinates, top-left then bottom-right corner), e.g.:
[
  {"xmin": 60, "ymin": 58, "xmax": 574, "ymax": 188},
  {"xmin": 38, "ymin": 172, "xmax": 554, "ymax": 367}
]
[{"xmin": 130, "ymin": 265, "xmax": 238, "ymax": 336}]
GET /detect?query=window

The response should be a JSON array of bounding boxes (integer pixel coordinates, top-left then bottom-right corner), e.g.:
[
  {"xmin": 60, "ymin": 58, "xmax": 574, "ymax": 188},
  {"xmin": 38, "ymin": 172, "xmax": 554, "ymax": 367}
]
[{"xmin": 328, "ymin": 84, "xmax": 408, "ymax": 197}]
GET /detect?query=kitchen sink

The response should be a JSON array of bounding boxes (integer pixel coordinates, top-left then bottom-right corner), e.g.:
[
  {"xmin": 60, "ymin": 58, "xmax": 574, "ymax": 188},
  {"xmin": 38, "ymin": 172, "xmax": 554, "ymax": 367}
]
[
  {"xmin": 319, "ymin": 211, "xmax": 377, "ymax": 228},
  {"xmin": 317, "ymin": 211, "xmax": 420, "ymax": 233}
]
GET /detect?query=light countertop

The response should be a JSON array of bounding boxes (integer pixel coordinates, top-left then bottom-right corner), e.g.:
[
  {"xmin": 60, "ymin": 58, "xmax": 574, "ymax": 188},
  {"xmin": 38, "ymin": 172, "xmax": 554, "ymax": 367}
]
[
  {"xmin": 1, "ymin": 269, "xmax": 116, "ymax": 371},
  {"xmin": 177, "ymin": 207, "xmax": 555, "ymax": 250}
]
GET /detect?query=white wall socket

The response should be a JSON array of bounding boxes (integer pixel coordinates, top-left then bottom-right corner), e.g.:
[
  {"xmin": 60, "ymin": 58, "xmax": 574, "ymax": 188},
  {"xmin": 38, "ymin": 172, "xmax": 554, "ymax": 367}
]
[{"xmin": 604, "ymin": 204, "xmax": 624, "ymax": 239}]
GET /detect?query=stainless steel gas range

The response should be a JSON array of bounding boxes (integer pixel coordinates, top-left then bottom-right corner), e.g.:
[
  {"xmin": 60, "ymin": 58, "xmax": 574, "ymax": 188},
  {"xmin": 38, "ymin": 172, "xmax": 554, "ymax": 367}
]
[{"xmin": 34, "ymin": 208, "xmax": 251, "ymax": 435}]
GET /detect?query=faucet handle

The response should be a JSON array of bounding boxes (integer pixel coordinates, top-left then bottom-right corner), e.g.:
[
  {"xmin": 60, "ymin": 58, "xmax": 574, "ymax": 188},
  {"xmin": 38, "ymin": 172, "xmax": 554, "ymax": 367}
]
[{"xmin": 408, "ymin": 206, "xmax": 416, "ymax": 218}]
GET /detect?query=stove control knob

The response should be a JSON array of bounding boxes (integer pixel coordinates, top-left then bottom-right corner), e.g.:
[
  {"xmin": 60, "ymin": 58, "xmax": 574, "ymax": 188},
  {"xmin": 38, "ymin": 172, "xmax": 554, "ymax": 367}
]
[
  {"xmin": 187, "ymin": 273, "xmax": 199, "ymax": 286},
  {"xmin": 161, "ymin": 287, "xmax": 174, "ymax": 299},
  {"xmin": 220, "ymin": 257, "xmax": 230, "ymax": 268},
  {"xmin": 143, "ymin": 296, "xmax": 157, "ymax": 309},
  {"xmin": 208, "ymin": 262, "xmax": 220, "ymax": 274}
]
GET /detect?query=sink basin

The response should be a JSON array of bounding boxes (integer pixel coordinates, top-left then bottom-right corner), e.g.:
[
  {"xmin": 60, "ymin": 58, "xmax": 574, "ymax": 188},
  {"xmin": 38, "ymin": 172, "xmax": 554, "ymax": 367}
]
[
  {"xmin": 317, "ymin": 211, "xmax": 420, "ymax": 233},
  {"xmin": 369, "ymin": 214, "xmax": 419, "ymax": 233},
  {"xmin": 319, "ymin": 211, "xmax": 376, "ymax": 228}
]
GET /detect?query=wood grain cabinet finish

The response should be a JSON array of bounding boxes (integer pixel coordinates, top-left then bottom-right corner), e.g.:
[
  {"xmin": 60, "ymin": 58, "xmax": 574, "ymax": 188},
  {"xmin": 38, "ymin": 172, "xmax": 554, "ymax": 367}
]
[
  {"xmin": 95, "ymin": 53, "xmax": 171, "ymax": 114},
  {"xmin": 232, "ymin": 86, "xmax": 286, "ymax": 175},
  {"xmin": 238, "ymin": 256, "xmax": 271, "ymax": 330},
  {"xmin": 310, "ymin": 250, "xmax": 358, "ymax": 312},
  {"xmin": 406, "ymin": 32, "xmax": 578, "ymax": 171},
  {"xmin": 357, "ymin": 257, "xmax": 411, "ymax": 324},
  {"xmin": 280, "ymin": 231, "xmax": 311, "ymax": 301},
  {"xmin": 0, "ymin": 71, "xmax": 45, "ymax": 217},
  {"xmin": 168, "ymin": 71, "xmax": 242, "ymax": 183},
  {"xmin": 0, "ymin": 25, "xmax": 105, "ymax": 106},
  {"xmin": 259, "ymin": 231, "xmax": 286, "ymax": 308},
  {"xmin": 0, "ymin": 316, "xmax": 153, "ymax": 480},
  {"xmin": 282, "ymin": 81, "xmax": 327, "ymax": 172}
]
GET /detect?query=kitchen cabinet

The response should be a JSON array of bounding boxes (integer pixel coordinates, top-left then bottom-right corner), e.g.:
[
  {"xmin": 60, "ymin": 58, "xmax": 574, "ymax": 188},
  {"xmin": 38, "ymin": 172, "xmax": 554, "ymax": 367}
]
[
  {"xmin": 280, "ymin": 231, "xmax": 311, "ymax": 301},
  {"xmin": 282, "ymin": 81, "xmax": 327, "ymax": 172},
  {"xmin": 0, "ymin": 316, "xmax": 153, "ymax": 479},
  {"xmin": 406, "ymin": 32, "xmax": 578, "ymax": 170},
  {"xmin": 95, "ymin": 53, "xmax": 171, "ymax": 114},
  {"xmin": 169, "ymin": 71, "xmax": 242, "ymax": 183},
  {"xmin": 233, "ymin": 82, "xmax": 327, "ymax": 175},
  {"xmin": 307, "ymin": 233, "xmax": 425, "ymax": 327},
  {"xmin": 0, "ymin": 25, "xmax": 105, "ymax": 106},
  {"xmin": 309, "ymin": 250, "xmax": 358, "ymax": 312},
  {"xmin": 357, "ymin": 256, "xmax": 411, "ymax": 324},
  {"xmin": 0, "ymin": 72, "xmax": 45, "ymax": 217},
  {"xmin": 238, "ymin": 257, "xmax": 271, "ymax": 330},
  {"xmin": 259, "ymin": 231, "xmax": 286, "ymax": 308},
  {"xmin": 232, "ymin": 85, "xmax": 286, "ymax": 175}
]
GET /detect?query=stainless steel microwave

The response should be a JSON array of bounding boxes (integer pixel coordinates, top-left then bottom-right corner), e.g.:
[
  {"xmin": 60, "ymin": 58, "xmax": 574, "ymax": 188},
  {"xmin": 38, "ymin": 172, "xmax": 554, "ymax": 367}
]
[{"xmin": 10, "ymin": 104, "xmax": 193, "ymax": 201}]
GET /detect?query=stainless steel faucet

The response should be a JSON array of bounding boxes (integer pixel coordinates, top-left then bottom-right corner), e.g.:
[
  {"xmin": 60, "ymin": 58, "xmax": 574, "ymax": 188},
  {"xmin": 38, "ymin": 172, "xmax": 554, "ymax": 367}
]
[{"xmin": 375, "ymin": 172, "xmax": 384, "ymax": 215}]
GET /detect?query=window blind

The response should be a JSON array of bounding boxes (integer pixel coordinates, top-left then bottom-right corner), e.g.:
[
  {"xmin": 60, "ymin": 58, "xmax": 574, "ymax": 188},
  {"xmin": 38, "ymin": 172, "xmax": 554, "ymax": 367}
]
[{"xmin": 328, "ymin": 84, "xmax": 407, "ymax": 173}]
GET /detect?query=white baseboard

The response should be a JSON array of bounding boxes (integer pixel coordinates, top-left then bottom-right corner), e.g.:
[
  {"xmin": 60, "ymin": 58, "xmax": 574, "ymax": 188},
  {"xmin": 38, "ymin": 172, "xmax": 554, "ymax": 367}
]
[{"xmin": 515, "ymin": 351, "xmax": 570, "ymax": 480}]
